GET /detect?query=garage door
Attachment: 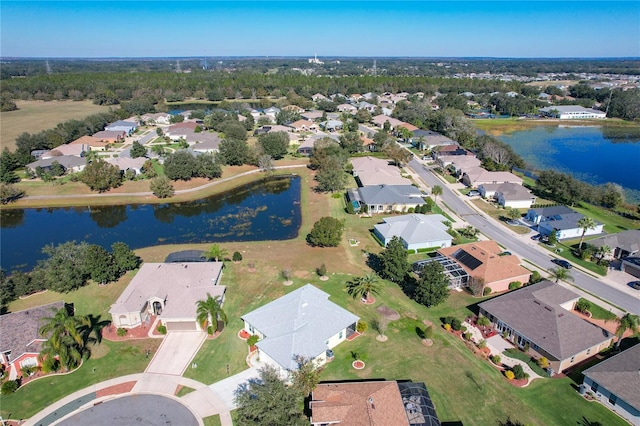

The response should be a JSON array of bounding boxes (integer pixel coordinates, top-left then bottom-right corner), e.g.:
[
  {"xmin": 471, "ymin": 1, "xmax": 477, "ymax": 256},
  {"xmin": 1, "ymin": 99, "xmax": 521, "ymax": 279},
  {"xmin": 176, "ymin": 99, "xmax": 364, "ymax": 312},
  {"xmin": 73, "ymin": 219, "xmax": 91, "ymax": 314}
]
[{"xmin": 165, "ymin": 321, "xmax": 198, "ymax": 332}]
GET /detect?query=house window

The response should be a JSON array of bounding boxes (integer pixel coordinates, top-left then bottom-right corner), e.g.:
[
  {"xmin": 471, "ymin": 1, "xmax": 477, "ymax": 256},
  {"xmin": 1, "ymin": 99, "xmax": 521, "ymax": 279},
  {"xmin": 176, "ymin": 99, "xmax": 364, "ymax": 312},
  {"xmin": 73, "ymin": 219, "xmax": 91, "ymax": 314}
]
[
  {"xmin": 20, "ymin": 357, "xmax": 37, "ymax": 368},
  {"xmin": 609, "ymin": 394, "xmax": 617, "ymax": 405},
  {"xmin": 339, "ymin": 331, "xmax": 343, "ymax": 339},
  {"xmin": 591, "ymin": 383, "xmax": 599, "ymax": 393}
]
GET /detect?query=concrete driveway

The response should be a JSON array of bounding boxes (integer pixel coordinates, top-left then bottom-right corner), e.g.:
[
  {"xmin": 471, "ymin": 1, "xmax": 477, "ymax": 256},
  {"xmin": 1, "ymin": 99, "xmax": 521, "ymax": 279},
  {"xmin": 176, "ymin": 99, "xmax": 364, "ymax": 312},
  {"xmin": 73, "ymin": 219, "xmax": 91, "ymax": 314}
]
[
  {"xmin": 209, "ymin": 367, "xmax": 260, "ymax": 410},
  {"xmin": 145, "ymin": 332, "xmax": 206, "ymax": 376}
]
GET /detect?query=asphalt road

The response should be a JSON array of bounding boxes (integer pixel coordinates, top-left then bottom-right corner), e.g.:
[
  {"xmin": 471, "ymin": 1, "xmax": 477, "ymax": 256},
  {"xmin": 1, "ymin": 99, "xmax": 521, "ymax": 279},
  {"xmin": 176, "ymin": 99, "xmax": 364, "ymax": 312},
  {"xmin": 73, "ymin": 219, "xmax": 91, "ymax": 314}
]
[{"xmin": 408, "ymin": 159, "xmax": 640, "ymax": 315}]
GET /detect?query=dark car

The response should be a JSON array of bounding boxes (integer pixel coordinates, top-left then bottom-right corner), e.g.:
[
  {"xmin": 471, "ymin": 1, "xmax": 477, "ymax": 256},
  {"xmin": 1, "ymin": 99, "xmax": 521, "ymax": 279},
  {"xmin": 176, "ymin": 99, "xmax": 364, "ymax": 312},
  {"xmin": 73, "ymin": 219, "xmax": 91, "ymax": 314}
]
[
  {"xmin": 629, "ymin": 281, "xmax": 640, "ymax": 291},
  {"xmin": 552, "ymin": 259, "xmax": 572, "ymax": 269},
  {"xmin": 531, "ymin": 234, "xmax": 542, "ymax": 241}
]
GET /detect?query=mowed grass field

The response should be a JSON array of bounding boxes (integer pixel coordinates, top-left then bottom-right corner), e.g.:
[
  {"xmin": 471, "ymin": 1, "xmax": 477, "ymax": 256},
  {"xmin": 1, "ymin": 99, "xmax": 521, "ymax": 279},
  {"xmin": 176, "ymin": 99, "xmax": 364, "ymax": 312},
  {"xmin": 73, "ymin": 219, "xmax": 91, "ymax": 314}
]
[{"xmin": 0, "ymin": 100, "xmax": 112, "ymax": 151}]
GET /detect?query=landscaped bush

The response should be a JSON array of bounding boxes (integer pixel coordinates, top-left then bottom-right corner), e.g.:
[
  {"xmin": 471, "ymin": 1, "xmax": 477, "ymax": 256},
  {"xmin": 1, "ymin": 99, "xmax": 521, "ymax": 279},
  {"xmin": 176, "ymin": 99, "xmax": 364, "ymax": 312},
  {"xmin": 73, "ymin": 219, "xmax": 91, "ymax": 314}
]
[
  {"xmin": 508, "ymin": 281, "xmax": 522, "ymax": 290},
  {"xmin": 20, "ymin": 365, "xmax": 36, "ymax": 376},
  {"xmin": 317, "ymin": 263, "xmax": 327, "ymax": 276},
  {"xmin": 116, "ymin": 327, "xmax": 128, "ymax": 337},
  {"xmin": 478, "ymin": 339, "xmax": 487, "ymax": 349},
  {"xmin": 463, "ymin": 332, "xmax": 473, "ymax": 341},
  {"xmin": 247, "ymin": 335, "xmax": 259, "ymax": 348},
  {"xmin": 443, "ymin": 323, "xmax": 452, "ymax": 331},
  {"xmin": 156, "ymin": 325, "xmax": 167, "ymax": 335},
  {"xmin": 512, "ymin": 364, "xmax": 528, "ymax": 380},
  {"xmin": 356, "ymin": 321, "xmax": 368, "ymax": 333},
  {"xmin": 207, "ymin": 326, "xmax": 213, "ymax": 335},
  {"xmin": 460, "ymin": 325, "xmax": 468, "ymax": 333},
  {"xmin": 232, "ymin": 251, "xmax": 243, "ymax": 262},
  {"xmin": 424, "ymin": 325, "xmax": 433, "ymax": 338},
  {"xmin": 538, "ymin": 357, "xmax": 549, "ymax": 369},
  {"xmin": 505, "ymin": 349, "xmax": 548, "ymax": 377},
  {"xmin": 477, "ymin": 316, "xmax": 491, "ymax": 328},
  {"xmin": 529, "ymin": 270, "xmax": 543, "ymax": 284},
  {"xmin": 1, "ymin": 380, "xmax": 19, "ymax": 394},
  {"xmin": 575, "ymin": 299, "xmax": 592, "ymax": 314},
  {"xmin": 483, "ymin": 287, "xmax": 492, "ymax": 296},
  {"xmin": 491, "ymin": 355, "xmax": 501, "ymax": 365},
  {"xmin": 504, "ymin": 370, "xmax": 515, "ymax": 380}
]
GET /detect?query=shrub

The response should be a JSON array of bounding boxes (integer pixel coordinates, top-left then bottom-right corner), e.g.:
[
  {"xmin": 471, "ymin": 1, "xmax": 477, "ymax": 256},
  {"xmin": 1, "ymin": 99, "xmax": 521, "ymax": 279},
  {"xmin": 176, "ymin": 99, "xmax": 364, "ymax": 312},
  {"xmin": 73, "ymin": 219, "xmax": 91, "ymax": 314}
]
[
  {"xmin": 477, "ymin": 316, "xmax": 491, "ymax": 328},
  {"xmin": 450, "ymin": 318, "xmax": 462, "ymax": 331},
  {"xmin": 317, "ymin": 263, "xmax": 327, "ymax": 277},
  {"xmin": 424, "ymin": 325, "xmax": 433, "ymax": 338},
  {"xmin": 460, "ymin": 325, "xmax": 468, "ymax": 333},
  {"xmin": 21, "ymin": 365, "xmax": 37, "ymax": 376},
  {"xmin": 508, "ymin": 281, "xmax": 522, "ymax": 290},
  {"xmin": 483, "ymin": 287, "xmax": 492, "ymax": 296},
  {"xmin": 1, "ymin": 380, "xmax": 19, "ymax": 394},
  {"xmin": 491, "ymin": 355, "xmax": 501, "ymax": 365},
  {"xmin": 512, "ymin": 364, "xmax": 528, "ymax": 380},
  {"xmin": 463, "ymin": 332, "xmax": 473, "ymax": 341},
  {"xmin": 207, "ymin": 326, "xmax": 213, "ymax": 335},
  {"xmin": 156, "ymin": 325, "xmax": 167, "ymax": 335},
  {"xmin": 478, "ymin": 339, "xmax": 487, "ymax": 349},
  {"xmin": 247, "ymin": 335, "xmax": 259, "ymax": 347},
  {"xmin": 576, "ymin": 299, "xmax": 592, "ymax": 314},
  {"xmin": 356, "ymin": 321, "xmax": 368, "ymax": 333},
  {"xmin": 232, "ymin": 251, "xmax": 243, "ymax": 262},
  {"xmin": 538, "ymin": 357, "xmax": 549, "ymax": 369},
  {"xmin": 443, "ymin": 323, "xmax": 452, "ymax": 331},
  {"xmin": 116, "ymin": 327, "xmax": 128, "ymax": 337},
  {"xmin": 504, "ymin": 370, "xmax": 515, "ymax": 380},
  {"xmin": 529, "ymin": 270, "xmax": 543, "ymax": 284}
]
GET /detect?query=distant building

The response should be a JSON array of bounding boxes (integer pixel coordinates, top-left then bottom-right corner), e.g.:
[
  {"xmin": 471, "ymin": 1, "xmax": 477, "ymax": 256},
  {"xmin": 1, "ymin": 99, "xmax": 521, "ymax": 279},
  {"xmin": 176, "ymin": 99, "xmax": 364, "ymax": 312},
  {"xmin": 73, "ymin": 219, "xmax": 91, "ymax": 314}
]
[
  {"xmin": 374, "ymin": 214, "xmax": 452, "ymax": 251},
  {"xmin": 526, "ymin": 206, "xmax": 604, "ymax": 240},
  {"xmin": 539, "ymin": 106, "xmax": 606, "ymax": 119}
]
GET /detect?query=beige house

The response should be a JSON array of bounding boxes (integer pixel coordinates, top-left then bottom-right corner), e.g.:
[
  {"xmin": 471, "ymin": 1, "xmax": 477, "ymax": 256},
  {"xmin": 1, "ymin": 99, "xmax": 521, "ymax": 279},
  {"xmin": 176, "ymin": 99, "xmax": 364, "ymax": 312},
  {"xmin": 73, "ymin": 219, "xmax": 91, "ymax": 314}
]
[
  {"xmin": 350, "ymin": 156, "xmax": 411, "ymax": 187},
  {"xmin": 69, "ymin": 135, "xmax": 110, "ymax": 151},
  {"xmin": 462, "ymin": 167, "xmax": 523, "ymax": 188},
  {"xmin": 479, "ymin": 281, "xmax": 613, "ymax": 374},
  {"xmin": 109, "ymin": 262, "xmax": 225, "ymax": 332}
]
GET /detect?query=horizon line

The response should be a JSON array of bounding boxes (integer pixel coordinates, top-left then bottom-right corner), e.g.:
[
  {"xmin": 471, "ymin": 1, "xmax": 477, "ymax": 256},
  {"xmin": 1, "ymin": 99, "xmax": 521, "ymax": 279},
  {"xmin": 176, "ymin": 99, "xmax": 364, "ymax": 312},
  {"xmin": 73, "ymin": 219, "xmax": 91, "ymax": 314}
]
[{"xmin": 2, "ymin": 56, "xmax": 639, "ymax": 61}]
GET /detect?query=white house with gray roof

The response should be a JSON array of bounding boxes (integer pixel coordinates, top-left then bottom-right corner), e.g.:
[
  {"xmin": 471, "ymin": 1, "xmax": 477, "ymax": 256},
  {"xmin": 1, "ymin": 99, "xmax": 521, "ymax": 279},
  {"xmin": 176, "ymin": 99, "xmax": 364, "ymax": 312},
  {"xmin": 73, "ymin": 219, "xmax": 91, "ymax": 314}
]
[
  {"xmin": 479, "ymin": 182, "xmax": 536, "ymax": 209},
  {"xmin": 526, "ymin": 206, "xmax": 604, "ymax": 240},
  {"xmin": 539, "ymin": 105, "xmax": 606, "ymax": 119},
  {"xmin": 109, "ymin": 262, "xmax": 225, "ymax": 332},
  {"xmin": 357, "ymin": 185, "xmax": 426, "ymax": 214},
  {"xmin": 374, "ymin": 214, "xmax": 452, "ymax": 251},
  {"xmin": 241, "ymin": 284, "xmax": 359, "ymax": 375},
  {"xmin": 582, "ymin": 344, "xmax": 640, "ymax": 425},
  {"xmin": 478, "ymin": 281, "xmax": 612, "ymax": 374}
]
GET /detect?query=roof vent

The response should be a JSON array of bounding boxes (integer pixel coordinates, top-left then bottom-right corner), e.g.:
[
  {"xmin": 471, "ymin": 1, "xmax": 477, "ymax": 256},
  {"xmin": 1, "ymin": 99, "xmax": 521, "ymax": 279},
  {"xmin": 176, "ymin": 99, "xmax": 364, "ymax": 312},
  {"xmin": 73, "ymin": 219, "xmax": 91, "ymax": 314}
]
[{"xmin": 302, "ymin": 302, "xmax": 308, "ymax": 308}]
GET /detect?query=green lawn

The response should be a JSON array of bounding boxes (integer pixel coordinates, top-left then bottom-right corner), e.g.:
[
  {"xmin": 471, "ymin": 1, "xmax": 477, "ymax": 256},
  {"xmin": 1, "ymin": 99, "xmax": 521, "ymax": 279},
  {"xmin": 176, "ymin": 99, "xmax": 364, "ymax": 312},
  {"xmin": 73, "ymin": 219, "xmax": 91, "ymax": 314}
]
[
  {"xmin": 573, "ymin": 203, "xmax": 639, "ymax": 234},
  {"xmin": 0, "ymin": 339, "xmax": 160, "ymax": 419},
  {"xmin": 539, "ymin": 241, "xmax": 607, "ymax": 276},
  {"xmin": 580, "ymin": 298, "xmax": 617, "ymax": 321},
  {"xmin": 504, "ymin": 348, "xmax": 549, "ymax": 377},
  {"xmin": 471, "ymin": 199, "xmax": 531, "ymax": 235},
  {"xmin": 203, "ymin": 415, "xmax": 221, "ymax": 426}
]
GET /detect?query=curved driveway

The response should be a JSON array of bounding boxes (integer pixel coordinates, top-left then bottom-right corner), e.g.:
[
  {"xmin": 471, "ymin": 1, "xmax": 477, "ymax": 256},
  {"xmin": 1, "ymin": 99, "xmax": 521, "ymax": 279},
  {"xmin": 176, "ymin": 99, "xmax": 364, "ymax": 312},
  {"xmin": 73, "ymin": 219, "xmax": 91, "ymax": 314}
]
[{"xmin": 408, "ymin": 158, "xmax": 640, "ymax": 315}]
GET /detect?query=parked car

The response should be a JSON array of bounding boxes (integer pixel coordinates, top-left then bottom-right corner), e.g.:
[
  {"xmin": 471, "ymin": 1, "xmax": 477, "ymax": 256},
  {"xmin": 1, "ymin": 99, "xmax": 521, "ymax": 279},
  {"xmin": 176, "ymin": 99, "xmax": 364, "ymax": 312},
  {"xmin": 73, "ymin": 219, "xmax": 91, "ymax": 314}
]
[
  {"xmin": 531, "ymin": 234, "xmax": 542, "ymax": 241},
  {"xmin": 467, "ymin": 190, "xmax": 480, "ymax": 197},
  {"xmin": 551, "ymin": 259, "xmax": 572, "ymax": 269},
  {"xmin": 629, "ymin": 281, "xmax": 640, "ymax": 291}
]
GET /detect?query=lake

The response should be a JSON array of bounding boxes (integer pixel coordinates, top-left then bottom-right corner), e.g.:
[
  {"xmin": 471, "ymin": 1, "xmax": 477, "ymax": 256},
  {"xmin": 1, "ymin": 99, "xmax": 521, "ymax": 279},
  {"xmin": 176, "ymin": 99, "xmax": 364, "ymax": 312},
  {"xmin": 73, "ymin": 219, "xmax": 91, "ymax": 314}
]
[
  {"xmin": 497, "ymin": 125, "xmax": 640, "ymax": 202},
  {"xmin": 0, "ymin": 175, "xmax": 301, "ymax": 271}
]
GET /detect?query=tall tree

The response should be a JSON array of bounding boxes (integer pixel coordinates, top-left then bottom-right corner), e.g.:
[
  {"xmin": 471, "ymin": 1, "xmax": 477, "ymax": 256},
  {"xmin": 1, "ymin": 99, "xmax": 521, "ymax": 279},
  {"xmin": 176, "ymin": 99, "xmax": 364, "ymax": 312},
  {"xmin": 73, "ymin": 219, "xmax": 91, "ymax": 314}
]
[
  {"xmin": 81, "ymin": 159, "xmax": 122, "ymax": 192},
  {"xmin": 308, "ymin": 217, "xmax": 344, "ymax": 247},
  {"xmin": 380, "ymin": 236, "xmax": 409, "ymax": 283},
  {"xmin": 346, "ymin": 274, "xmax": 381, "ymax": 303},
  {"xmin": 219, "ymin": 139, "xmax": 249, "ymax": 166},
  {"xmin": 577, "ymin": 217, "xmax": 597, "ymax": 251},
  {"xmin": 413, "ymin": 261, "xmax": 450, "ymax": 307},
  {"xmin": 289, "ymin": 355, "xmax": 323, "ymax": 397},
  {"xmin": 258, "ymin": 132, "xmax": 289, "ymax": 159},
  {"xmin": 130, "ymin": 140, "xmax": 147, "ymax": 158},
  {"xmin": 234, "ymin": 365, "xmax": 307, "ymax": 426},
  {"xmin": 150, "ymin": 175, "xmax": 174, "ymax": 198},
  {"xmin": 83, "ymin": 244, "xmax": 118, "ymax": 284},
  {"xmin": 548, "ymin": 266, "xmax": 573, "ymax": 283},
  {"xmin": 38, "ymin": 241, "xmax": 90, "ymax": 292},
  {"xmin": 614, "ymin": 313, "xmax": 639, "ymax": 348},
  {"xmin": 431, "ymin": 185, "xmax": 443, "ymax": 204},
  {"xmin": 38, "ymin": 306, "xmax": 84, "ymax": 371},
  {"xmin": 164, "ymin": 151, "xmax": 197, "ymax": 181},
  {"xmin": 77, "ymin": 314, "xmax": 111, "ymax": 348},
  {"xmin": 196, "ymin": 293, "xmax": 227, "ymax": 332},
  {"xmin": 111, "ymin": 242, "xmax": 141, "ymax": 273}
]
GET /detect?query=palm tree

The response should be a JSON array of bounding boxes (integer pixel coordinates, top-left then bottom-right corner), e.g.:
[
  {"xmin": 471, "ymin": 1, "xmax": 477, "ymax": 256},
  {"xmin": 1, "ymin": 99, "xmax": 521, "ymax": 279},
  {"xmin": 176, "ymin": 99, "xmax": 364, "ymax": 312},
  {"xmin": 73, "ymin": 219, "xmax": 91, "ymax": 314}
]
[
  {"xmin": 577, "ymin": 217, "xmax": 597, "ymax": 251},
  {"xmin": 204, "ymin": 244, "xmax": 228, "ymax": 262},
  {"xmin": 596, "ymin": 245, "xmax": 611, "ymax": 263},
  {"xmin": 196, "ymin": 293, "xmax": 228, "ymax": 333},
  {"xmin": 38, "ymin": 307, "xmax": 85, "ymax": 371},
  {"xmin": 78, "ymin": 314, "xmax": 111, "ymax": 347},
  {"xmin": 548, "ymin": 267, "xmax": 573, "ymax": 283},
  {"xmin": 346, "ymin": 274, "xmax": 381, "ymax": 303},
  {"xmin": 614, "ymin": 313, "xmax": 639, "ymax": 349},
  {"xmin": 431, "ymin": 185, "xmax": 443, "ymax": 204}
]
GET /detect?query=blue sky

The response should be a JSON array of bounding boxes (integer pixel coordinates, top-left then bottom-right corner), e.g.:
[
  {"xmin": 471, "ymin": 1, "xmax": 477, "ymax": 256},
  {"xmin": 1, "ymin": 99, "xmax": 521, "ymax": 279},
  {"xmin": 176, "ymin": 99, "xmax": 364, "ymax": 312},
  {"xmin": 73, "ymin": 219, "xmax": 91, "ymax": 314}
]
[{"xmin": 1, "ymin": 1, "xmax": 638, "ymax": 58}]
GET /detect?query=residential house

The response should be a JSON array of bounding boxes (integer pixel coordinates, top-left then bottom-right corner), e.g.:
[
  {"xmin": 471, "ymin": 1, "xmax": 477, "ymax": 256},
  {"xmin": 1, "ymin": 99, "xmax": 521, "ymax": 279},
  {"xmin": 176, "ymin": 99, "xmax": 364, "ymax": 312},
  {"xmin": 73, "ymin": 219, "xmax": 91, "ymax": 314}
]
[
  {"xmin": 436, "ymin": 155, "xmax": 481, "ymax": 178},
  {"xmin": 478, "ymin": 281, "xmax": 613, "ymax": 374},
  {"xmin": 192, "ymin": 138, "xmax": 222, "ymax": 154},
  {"xmin": 621, "ymin": 257, "xmax": 640, "ymax": 279},
  {"xmin": 109, "ymin": 262, "xmax": 225, "ymax": 332},
  {"xmin": 0, "ymin": 301, "xmax": 65, "ymax": 379},
  {"xmin": 106, "ymin": 157, "xmax": 146, "ymax": 175},
  {"xmin": 263, "ymin": 106, "xmax": 281, "ymax": 123},
  {"xmin": 296, "ymin": 138, "xmax": 315, "ymax": 156},
  {"xmin": 288, "ymin": 119, "xmax": 317, "ymax": 133},
  {"xmin": 282, "ymin": 104, "xmax": 305, "ymax": 114},
  {"xmin": 357, "ymin": 101, "xmax": 377, "ymax": 113},
  {"xmin": 432, "ymin": 144, "xmax": 472, "ymax": 159},
  {"xmin": 30, "ymin": 150, "xmax": 49, "ymax": 160},
  {"xmin": 356, "ymin": 185, "xmax": 426, "ymax": 214},
  {"xmin": 141, "ymin": 113, "xmax": 171, "ymax": 125},
  {"xmin": 462, "ymin": 167, "xmax": 524, "ymax": 188},
  {"xmin": 350, "ymin": 156, "xmax": 411, "ymax": 187},
  {"xmin": 301, "ymin": 110, "xmax": 324, "ymax": 121},
  {"xmin": 360, "ymin": 135, "xmax": 375, "ymax": 152},
  {"xmin": 320, "ymin": 120, "xmax": 343, "ymax": 132},
  {"xmin": 478, "ymin": 182, "xmax": 536, "ymax": 209},
  {"xmin": 26, "ymin": 156, "xmax": 86, "ymax": 174},
  {"xmin": 41, "ymin": 143, "xmax": 87, "ymax": 158},
  {"xmin": 421, "ymin": 240, "xmax": 531, "ymax": 293},
  {"xmin": 69, "ymin": 135, "xmax": 109, "ymax": 151},
  {"xmin": 588, "ymin": 230, "xmax": 640, "ymax": 259},
  {"xmin": 311, "ymin": 93, "xmax": 328, "ymax": 102},
  {"xmin": 337, "ymin": 104, "xmax": 357, "ymax": 114},
  {"xmin": 92, "ymin": 130, "xmax": 126, "ymax": 143},
  {"xmin": 411, "ymin": 130, "xmax": 456, "ymax": 151},
  {"xmin": 539, "ymin": 105, "xmax": 607, "ymax": 119},
  {"xmin": 525, "ymin": 206, "xmax": 604, "ymax": 240},
  {"xmin": 105, "ymin": 120, "xmax": 137, "ymax": 135},
  {"xmin": 372, "ymin": 115, "xmax": 405, "ymax": 130},
  {"xmin": 396, "ymin": 123, "xmax": 418, "ymax": 133},
  {"xmin": 374, "ymin": 214, "xmax": 452, "ymax": 251},
  {"xmin": 241, "ymin": 284, "xmax": 359, "ymax": 376},
  {"xmin": 310, "ymin": 381, "xmax": 441, "ymax": 426},
  {"xmin": 381, "ymin": 107, "xmax": 394, "ymax": 116},
  {"xmin": 581, "ymin": 344, "xmax": 640, "ymax": 425}
]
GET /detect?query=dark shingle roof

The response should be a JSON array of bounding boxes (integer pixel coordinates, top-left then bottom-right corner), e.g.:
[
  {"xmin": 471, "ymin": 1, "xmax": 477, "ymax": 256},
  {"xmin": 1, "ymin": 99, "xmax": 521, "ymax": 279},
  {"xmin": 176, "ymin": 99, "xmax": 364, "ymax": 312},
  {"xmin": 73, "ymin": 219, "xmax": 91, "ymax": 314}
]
[
  {"xmin": 358, "ymin": 185, "xmax": 426, "ymax": 206},
  {"xmin": 0, "ymin": 301, "xmax": 65, "ymax": 359},
  {"xmin": 583, "ymin": 344, "xmax": 640, "ymax": 410},
  {"xmin": 590, "ymin": 230, "xmax": 640, "ymax": 254},
  {"xmin": 479, "ymin": 281, "xmax": 611, "ymax": 360}
]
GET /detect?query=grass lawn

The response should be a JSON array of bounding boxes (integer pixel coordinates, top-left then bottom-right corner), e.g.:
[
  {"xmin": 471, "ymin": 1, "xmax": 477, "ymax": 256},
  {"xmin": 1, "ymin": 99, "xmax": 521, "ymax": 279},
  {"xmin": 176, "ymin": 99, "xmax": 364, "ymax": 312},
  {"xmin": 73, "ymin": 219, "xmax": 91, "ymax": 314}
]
[
  {"xmin": 470, "ymin": 199, "xmax": 531, "ymax": 235},
  {"xmin": 203, "ymin": 415, "xmax": 221, "ymax": 426},
  {"xmin": 580, "ymin": 298, "xmax": 617, "ymax": 321},
  {"xmin": 573, "ymin": 203, "xmax": 639, "ymax": 234},
  {"xmin": 0, "ymin": 339, "xmax": 161, "ymax": 419},
  {"xmin": 504, "ymin": 348, "xmax": 549, "ymax": 377},
  {"xmin": 539, "ymin": 240, "xmax": 607, "ymax": 276},
  {"xmin": 0, "ymin": 100, "xmax": 112, "ymax": 151}
]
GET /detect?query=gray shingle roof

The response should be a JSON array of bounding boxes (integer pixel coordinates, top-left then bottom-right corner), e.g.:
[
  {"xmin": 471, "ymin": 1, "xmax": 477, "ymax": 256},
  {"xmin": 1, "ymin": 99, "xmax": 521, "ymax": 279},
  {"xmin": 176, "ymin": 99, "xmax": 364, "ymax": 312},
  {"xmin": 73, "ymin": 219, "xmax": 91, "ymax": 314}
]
[
  {"xmin": 589, "ymin": 230, "xmax": 640, "ymax": 254},
  {"xmin": 374, "ymin": 214, "xmax": 451, "ymax": 246},
  {"xmin": 242, "ymin": 284, "xmax": 359, "ymax": 370},
  {"xmin": 0, "ymin": 301, "xmax": 65, "ymax": 360},
  {"xmin": 583, "ymin": 344, "xmax": 640, "ymax": 410},
  {"xmin": 358, "ymin": 185, "xmax": 426, "ymax": 206},
  {"xmin": 479, "ymin": 281, "xmax": 611, "ymax": 360}
]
